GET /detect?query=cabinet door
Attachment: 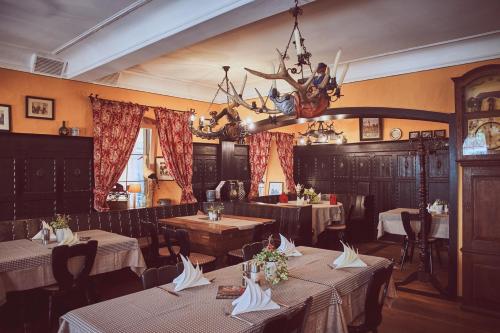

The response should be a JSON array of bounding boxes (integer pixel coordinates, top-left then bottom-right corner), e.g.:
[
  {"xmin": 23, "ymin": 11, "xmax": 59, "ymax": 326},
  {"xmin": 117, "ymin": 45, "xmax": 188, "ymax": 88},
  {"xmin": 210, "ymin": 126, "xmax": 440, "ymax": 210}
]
[
  {"xmin": 61, "ymin": 158, "xmax": 93, "ymax": 214},
  {"xmin": 0, "ymin": 158, "xmax": 15, "ymax": 221},
  {"xmin": 19, "ymin": 158, "xmax": 57, "ymax": 218}
]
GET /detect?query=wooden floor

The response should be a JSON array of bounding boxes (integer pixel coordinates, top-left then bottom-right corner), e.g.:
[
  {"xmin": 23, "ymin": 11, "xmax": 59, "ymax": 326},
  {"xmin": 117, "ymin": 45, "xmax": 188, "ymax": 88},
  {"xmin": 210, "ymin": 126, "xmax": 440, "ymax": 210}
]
[{"xmin": 3, "ymin": 241, "xmax": 500, "ymax": 333}]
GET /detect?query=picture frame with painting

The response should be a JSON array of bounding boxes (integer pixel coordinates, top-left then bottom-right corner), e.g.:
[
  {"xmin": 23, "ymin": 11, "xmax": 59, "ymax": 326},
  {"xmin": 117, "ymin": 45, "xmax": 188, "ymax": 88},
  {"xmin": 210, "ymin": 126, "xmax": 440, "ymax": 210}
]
[
  {"xmin": 155, "ymin": 156, "xmax": 174, "ymax": 181},
  {"xmin": 433, "ymin": 129, "xmax": 446, "ymax": 138},
  {"xmin": 409, "ymin": 131, "xmax": 420, "ymax": 139},
  {"xmin": 359, "ymin": 117, "xmax": 383, "ymax": 141},
  {"xmin": 421, "ymin": 130, "xmax": 433, "ymax": 139},
  {"xmin": 0, "ymin": 104, "xmax": 12, "ymax": 132},
  {"xmin": 26, "ymin": 96, "xmax": 55, "ymax": 120},
  {"xmin": 268, "ymin": 182, "xmax": 283, "ymax": 195}
]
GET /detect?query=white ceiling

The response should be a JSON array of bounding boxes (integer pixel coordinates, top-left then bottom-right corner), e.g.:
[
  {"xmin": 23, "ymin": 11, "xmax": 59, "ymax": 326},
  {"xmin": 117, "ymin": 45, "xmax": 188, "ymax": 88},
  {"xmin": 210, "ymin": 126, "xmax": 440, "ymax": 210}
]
[{"xmin": 0, "ymin": 0, "xmax": 499, "ymax": 103}]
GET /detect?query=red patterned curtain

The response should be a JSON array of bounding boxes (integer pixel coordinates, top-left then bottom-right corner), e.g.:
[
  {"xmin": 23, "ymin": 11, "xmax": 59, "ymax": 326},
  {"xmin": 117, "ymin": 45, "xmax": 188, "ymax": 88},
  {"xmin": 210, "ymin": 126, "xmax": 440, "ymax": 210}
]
[
  {"xmin": 272, "ymin": 132, "xmax": 296, "ymax": 193},
  {"xmin": 90, "ymin": 96, "xmax": 147, "ymax": 211},
  {"xmin": 154, "ymin": 108, "xmax": 197, "ymax": 203},
  {"xmin": 247, "ymin": 132, "xmax": 272, "ymax": 198}
]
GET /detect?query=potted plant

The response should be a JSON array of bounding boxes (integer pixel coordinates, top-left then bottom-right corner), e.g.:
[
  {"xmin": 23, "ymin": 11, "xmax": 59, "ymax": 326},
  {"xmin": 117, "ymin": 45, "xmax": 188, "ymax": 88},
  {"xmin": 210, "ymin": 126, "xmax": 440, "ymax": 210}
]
[
  {"xmin": 50, "ymin": 214, "xmax": 71, "ymax": 242},
  {"xmin": 254, "ymin": 237, "xmax": 288, "ymax": 285}
]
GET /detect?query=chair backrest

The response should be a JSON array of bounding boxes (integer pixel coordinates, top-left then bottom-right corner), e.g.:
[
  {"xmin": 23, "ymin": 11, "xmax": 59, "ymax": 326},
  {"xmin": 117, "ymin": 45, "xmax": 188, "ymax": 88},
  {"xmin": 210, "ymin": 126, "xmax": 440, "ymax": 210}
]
[
  {"xmin": 141, "ymin": 265, "xmax": 179, "ymax": 290},
  {"xmin": 141, "ymin": 220, "xmax": 160, "ymax": 258},
  {"xmin": 164, "ymin": 228, "xmax": 191, "ymax": 259},
  {"xmin": 52, "ymin": 240, "xmax": 98, "ymax": 292},
  {"xmin": 400, "ymin": 211, "xmax": 418, "ymax": 241},
  {"xmin": 158, "ymin": 265, "xmax": 179, "ymax": 285},
  {"xmin": 242, "ymin": 242, "xmax": 264, "ymax": 261},
  {"xmin": 261, "ymin": 296, "xmax": 313, "ymax": 333},
  {"xmin": 363, "ymin": 263, "xmax": 394, "ymax": 329}
]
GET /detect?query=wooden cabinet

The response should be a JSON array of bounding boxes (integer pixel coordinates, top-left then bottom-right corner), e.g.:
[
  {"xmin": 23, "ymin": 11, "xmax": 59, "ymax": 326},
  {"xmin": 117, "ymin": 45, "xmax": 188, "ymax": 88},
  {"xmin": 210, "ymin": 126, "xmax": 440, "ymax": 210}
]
[
  {"xmin": 455, "ymin": 64, "xmax": 500, "ymax": 316},
  {"xmin": 0, "ymin": 133, "xmax": 93, "ymax": 220}
]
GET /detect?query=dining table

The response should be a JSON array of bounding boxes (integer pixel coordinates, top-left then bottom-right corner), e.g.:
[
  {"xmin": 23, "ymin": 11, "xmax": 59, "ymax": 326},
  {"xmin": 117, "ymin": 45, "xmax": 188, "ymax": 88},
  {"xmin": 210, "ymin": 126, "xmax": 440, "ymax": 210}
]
[
  {"xmin": 377, "ymin": 208, "xmax": 449, "ymax": 239},
  {"xmin": 0, "ymin": 229, "xmax": 146, "ymax": 306},
  {"xmin": 277, "ymin": 201, "xmax": 345, "ymax": 244},
  {"xmin": 58, "ymin": 246, "xmax": 396, "ymax": 333},
  {"xmin": 159, "ymin": 214, "xmax": 275, "ymax": 263}
]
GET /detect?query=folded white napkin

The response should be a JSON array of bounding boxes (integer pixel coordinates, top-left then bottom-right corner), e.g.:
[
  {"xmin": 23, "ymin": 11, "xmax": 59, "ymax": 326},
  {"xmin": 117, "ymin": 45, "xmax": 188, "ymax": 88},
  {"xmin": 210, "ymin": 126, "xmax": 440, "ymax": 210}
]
[
  {"xmin": 333, "ymin": 241, "xmax": 367, "ymax": 269},
  {"xmin": 31, "ymin": 221, "xmax": 56, "ymax": 241},
  {"xmin": 173, "ymin": 254, "xmax": 211, "ymax": 292},
  {"xmin": 277, "ymin": 234, "xmax": 302, "ymax": 257},
  {"xmin": 58, "ymin": 228, "xmax": 79, "ymax": 246},
  {"xmin": 296, "ymin": 197, "xmax": 306, "ymax": 205},
  {"xmin": 231, "ymin": 277, "xmax": 280, "ymax": 315}
]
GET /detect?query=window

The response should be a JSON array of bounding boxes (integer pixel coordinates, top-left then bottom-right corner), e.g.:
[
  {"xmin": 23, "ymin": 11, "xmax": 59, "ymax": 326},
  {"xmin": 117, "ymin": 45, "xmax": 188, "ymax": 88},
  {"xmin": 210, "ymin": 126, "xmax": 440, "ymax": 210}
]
[{"xmin": 118, "ymin": 128, "xmax": 151, "ymax": 208}]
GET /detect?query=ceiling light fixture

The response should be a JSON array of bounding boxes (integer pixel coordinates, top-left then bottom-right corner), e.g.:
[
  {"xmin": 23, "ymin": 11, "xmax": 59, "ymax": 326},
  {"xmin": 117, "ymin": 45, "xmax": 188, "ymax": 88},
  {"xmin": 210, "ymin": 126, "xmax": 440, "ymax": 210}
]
[
  {"xmin": 221, "ymin": 0, "xmax": 348, "ymax": 120},
  {"xmin": 189, "ymin": 66, "xmax": 254, "ymax": 143},
  {"xmin": 297, "ymin": 120, "xmax": 346, "ymax": 145}
]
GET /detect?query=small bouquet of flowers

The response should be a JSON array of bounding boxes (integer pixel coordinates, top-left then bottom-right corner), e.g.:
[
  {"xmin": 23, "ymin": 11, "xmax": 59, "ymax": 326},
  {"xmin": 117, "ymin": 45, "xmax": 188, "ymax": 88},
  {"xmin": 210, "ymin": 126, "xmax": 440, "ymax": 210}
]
[
  {"xmin": 303, "ymin": 187, "xmax": 321, "ymax": 204},
  {"xmin": 254, "ymin": 237, "xmax": 288, "ymax": 285}
]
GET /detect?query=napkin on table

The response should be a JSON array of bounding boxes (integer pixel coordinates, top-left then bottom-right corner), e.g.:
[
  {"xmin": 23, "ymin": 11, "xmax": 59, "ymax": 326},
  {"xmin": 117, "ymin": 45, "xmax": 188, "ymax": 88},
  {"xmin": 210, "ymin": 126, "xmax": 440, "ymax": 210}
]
[
  {"xmin": 332, "ymin": 241, "xmax": 367, "ymax": 269},
  {"xmin": 58, "ymin": 228, "xmax": 79, "ymax": 246},
  {"xmin": 277, "ymin": 234, "xmax": 302, "ymax": 257},
  {"xmin": 31, "ymin": 220, "xmax": 56, "ymax": 241},
  {"xmin": 231, "ymin": 277, "xmax": 280, "ymax": 315},
  {"xmin": 173, "ymin": 254, "xmax": 211, "ymax": 291}
]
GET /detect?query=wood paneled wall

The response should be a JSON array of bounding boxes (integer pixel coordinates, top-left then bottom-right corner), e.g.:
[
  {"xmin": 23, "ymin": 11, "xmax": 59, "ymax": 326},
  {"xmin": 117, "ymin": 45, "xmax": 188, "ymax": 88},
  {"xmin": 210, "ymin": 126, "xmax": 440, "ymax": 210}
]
[
  {"xmin": 294, "ymin": 140, "xmax": 450, "ymax": 225},
  {"xmin": 0, "ymin": 133, "xmax": 93, "ymax": 220}
]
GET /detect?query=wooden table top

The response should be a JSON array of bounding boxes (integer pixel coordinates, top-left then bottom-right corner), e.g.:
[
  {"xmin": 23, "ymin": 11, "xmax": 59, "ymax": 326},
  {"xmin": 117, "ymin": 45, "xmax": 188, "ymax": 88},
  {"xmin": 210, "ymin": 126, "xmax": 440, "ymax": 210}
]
[{"xmin": 158, "ymin": 214, "xmax": 274, "ymax": 235}]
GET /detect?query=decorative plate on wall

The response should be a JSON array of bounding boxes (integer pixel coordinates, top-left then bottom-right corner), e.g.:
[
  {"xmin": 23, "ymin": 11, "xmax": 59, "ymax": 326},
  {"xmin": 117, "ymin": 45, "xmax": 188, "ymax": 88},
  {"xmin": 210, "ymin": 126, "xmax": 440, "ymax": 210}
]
[{"xmin": 390, "ymin": 128, "xmax": 402, "ymax": 140}]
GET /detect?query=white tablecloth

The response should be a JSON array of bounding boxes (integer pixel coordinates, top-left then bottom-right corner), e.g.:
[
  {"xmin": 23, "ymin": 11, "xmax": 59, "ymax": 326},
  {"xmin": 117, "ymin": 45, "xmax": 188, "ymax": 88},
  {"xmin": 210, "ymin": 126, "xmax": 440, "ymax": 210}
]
[
  {"xmin": 0, "ymin": 229, "xmax": 146, "ymax": 305},
  {"xmin": 279, "ymin": 201, "xmax": 345, "ymax": 244},
  {"xmin": 377, "ymin": 208, "xmax": 449, "ymax": 239},
  {"xmin": 58, "ymin": 247, "xmax": 395, "ymax": 333}
]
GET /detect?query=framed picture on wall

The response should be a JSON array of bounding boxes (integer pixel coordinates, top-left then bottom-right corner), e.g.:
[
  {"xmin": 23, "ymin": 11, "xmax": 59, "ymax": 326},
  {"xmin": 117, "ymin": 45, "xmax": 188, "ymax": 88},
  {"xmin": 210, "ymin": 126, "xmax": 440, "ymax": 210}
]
[
  {"xmin": 0, "ymin": 104, "xmax": 12, "ymax": 132},
  {"xmin": 421, "ymin": 130, "xmax": 433, "ymax": 138},
  {"xmin": 434, "ymin": 129, "xmax": 446, "ymax": 138},
  {"xmin": 409, "ymin": 131, "xmax": 420, "ymax": 139},
  {"xmin": 268, "ymin": 182, "xmax": 283, "ymax": 195},
  {"xmin": 359, "ymin": 117, "xmax": 383, "ymax": 141},
  {"xmin": 155, "ymin": 157, "xmax": 174, "ymax": 181},
  {"xmin": 25, "ymin": 96, "xmax": 55, "ymax": 120}
]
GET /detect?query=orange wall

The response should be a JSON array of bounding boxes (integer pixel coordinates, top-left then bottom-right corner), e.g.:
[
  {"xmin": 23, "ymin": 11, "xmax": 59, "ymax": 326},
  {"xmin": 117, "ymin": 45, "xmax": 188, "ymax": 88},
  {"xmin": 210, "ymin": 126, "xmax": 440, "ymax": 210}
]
[{"xmin": 0, "ymin": 68, "xmax": 219, "ymax": 204}]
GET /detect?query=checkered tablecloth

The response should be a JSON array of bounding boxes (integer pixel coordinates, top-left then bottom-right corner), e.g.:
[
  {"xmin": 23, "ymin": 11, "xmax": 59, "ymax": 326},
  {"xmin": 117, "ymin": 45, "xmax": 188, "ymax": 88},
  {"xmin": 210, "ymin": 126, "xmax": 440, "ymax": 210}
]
[
  {"xmin": 59, "ymin": 247, "xmax": 395, "ymax": 333},
  {"xmin": 0, "ymin": 230, "xmax": 146, "ymax": 305}
]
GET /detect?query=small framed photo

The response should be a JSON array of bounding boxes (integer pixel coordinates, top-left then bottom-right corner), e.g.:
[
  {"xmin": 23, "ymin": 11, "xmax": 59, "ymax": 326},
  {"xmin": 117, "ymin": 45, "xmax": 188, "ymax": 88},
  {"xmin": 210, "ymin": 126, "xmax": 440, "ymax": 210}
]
[
  {"xmin": 268, "ymin": 181, "xmax": 284, "ymax": 195},
  {"xmin": 421, "ymin": 130, "xmax": 433, "ymax": 138},
  {"xmin": 156, "ymin": 157, "xmax": 174, "ymax": 181},
  {"xmin": 26, "ymin": 96, "xmax": 55, "ymax": 120},
  {"xmin": 359, "ymin": 118, "xmax": 383, "ymax": 141},
  {"xmin": 409, "ymin": 131, "xmax": 420, "ymax": 139},
  {"xmin": 0, "ymin": 104, "xmax": 12, "ymax": 132},
  {"xmin": 434, "ymin": 129, "xmax": 446, "ymax": 138}
]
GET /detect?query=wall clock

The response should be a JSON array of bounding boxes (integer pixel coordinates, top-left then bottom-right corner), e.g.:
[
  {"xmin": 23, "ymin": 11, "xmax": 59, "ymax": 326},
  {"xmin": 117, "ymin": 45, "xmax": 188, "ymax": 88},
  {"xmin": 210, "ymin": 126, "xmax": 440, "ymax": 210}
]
[{"xmin": 389, "ymin": 128, "xmax": 402, "ymax": 140}]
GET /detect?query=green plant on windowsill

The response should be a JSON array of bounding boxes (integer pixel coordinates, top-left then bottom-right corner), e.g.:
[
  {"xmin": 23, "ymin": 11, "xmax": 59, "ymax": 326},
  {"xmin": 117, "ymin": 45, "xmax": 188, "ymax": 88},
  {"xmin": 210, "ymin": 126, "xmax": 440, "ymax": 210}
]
[{"xmin": 50, "ymin": 214, "xmax": 71, "ymax": 230}]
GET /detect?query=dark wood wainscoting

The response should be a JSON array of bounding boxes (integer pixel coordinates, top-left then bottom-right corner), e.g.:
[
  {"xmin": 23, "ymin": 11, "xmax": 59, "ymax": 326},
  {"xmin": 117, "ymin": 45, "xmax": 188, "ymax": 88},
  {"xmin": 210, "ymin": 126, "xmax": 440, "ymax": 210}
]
[
  {"xmin": 192, "ymin": 142, "xmax": 250, "ymax": 202},
  {"xmin": 294, "ymin": 140, "xmax": 450, "ymax": 237},
  {"xmin": 0, "ymin": 133, "xmax": 93, "ymax": 220}
]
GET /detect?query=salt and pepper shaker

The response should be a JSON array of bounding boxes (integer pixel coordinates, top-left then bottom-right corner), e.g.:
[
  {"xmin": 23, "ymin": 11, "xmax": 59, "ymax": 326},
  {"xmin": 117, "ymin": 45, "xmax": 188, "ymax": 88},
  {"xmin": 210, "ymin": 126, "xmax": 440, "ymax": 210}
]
[
  {"xmin": 241, "ymin": 262, "xmax": 250, "ymax": 286},
  {"xmin": 42, "ymin": 229, "xmax": 50, "ymax": 245},
  {"xmin": 250, "ymin": 262, "xmax": 260, "ymax": 284}
]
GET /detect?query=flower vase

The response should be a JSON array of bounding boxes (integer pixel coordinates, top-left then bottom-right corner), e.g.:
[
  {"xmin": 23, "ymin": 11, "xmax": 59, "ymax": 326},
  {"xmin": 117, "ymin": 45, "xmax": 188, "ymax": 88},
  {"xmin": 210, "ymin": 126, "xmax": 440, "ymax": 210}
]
[
  {"xmin": 237, "ymin": 181, "xmax": 246, "ymax": 201},
  {"xmin": 264, "ymin": 261, "xmax": 278, "ymax": 283},
  {"xmin": 56, "ymin": 229, "xmax": 65, "ymax": 242}
]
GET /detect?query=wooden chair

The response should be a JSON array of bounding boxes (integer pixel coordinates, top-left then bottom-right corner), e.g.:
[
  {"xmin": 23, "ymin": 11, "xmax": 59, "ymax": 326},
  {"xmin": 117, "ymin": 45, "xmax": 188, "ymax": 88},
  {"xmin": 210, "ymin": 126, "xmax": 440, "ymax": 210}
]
[
  {"xmin": 347, "ymin": 263, "xmax": 394, "ymax": 333},
  {"xmin": 400, "ymin": 212, "xmax": 441, "ymax": 272},
  {"xmin": 227, "ymin": 224, "xmax": 264, "ymax": 264},
  {"xmin": 42, "ymin": 240, "xmax": 98, "ymax": 329},
  {"xmin": 262, "ymin": 296, "xmax": 313, "ymax": 333},
  {"xmin": 141, "ymin": 220, "xmax": 174, "ymax": 267},
  {"xmin": 322, "ymin": 204, "xmax": 353, "ymax": 250},
  {"xmin": 141, "ymin": 265, "xmax": 180, "ymax": 290},
  {"xmin": 242, "ymin": 242, "xmax": 264, "ymax": 261},
  {"xmin": 164, "ymin": 228, "xmax": 217, "ymax": 272}
]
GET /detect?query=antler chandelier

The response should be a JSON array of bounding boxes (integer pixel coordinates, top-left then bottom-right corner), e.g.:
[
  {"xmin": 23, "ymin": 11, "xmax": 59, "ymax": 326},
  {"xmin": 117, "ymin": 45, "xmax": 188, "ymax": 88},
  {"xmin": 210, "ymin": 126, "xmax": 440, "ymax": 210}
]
[
  {"xmin": 297, "ymin": 120, "xmax": 346, "ymax": 145},
  {"xmin": 189, "ymin": 66, "xmax": 255, "ymax": 143},
  {"xmin": 221, "ymin": 0, "xmax": 348, "ymax": 120}
]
